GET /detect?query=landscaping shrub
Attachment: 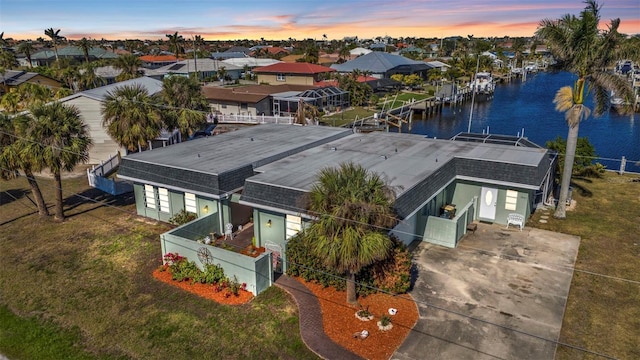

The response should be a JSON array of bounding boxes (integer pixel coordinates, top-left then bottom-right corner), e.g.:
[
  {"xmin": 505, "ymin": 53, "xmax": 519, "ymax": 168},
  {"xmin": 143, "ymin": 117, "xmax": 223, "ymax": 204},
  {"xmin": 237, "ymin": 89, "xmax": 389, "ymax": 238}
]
[
  {"xmin": 286, "ymin": 234, "xmax": 413, "ymax": 295},
  {"xmin": 168, "ymin": 209, "xmax": 197, "ymax": 226},
  {"xmin": 286, "ymin": 233, "xmax": 345, "ymax": 290}
]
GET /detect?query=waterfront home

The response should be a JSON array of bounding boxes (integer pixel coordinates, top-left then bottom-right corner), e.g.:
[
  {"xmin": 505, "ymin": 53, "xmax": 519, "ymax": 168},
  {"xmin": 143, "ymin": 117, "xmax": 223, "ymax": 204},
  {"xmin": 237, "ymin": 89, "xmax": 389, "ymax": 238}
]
[
  {"xmin": 201, "ymin": 83, "xmax": 349, "ymax": 117},
  {"xmin": 331, "ymin": 51, "xmax": 434, "ymax": 80},
  {"xmin": 117, "ymin": 124, "xmax": 556, "ymax": 295}
]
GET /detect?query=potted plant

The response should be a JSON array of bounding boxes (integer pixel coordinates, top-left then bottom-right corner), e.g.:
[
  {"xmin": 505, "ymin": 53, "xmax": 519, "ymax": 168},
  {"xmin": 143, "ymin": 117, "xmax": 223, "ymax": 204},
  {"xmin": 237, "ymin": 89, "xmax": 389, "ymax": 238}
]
[
  {"xmin": 377, "ymin": 315, "xmax": 393, "ymax": 331},
  {"xmin": 355, "ymin": 305, "xmax": 374, "ymax": 321}
]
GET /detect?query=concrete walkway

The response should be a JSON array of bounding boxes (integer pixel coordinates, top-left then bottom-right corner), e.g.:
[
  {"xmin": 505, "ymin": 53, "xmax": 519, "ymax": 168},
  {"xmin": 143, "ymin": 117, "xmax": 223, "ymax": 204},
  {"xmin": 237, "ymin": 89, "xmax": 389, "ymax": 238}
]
[{"xmin": 275, "ymin": 275, "xmax": 363, "ymax": 360}]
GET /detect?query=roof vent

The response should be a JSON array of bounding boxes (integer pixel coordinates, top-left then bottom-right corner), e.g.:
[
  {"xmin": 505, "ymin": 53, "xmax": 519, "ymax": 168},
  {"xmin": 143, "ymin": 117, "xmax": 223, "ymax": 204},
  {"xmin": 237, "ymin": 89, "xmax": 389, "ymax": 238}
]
[{"xmin": 250, "ymin": 137, "xmax": 254, "ymax": 141}]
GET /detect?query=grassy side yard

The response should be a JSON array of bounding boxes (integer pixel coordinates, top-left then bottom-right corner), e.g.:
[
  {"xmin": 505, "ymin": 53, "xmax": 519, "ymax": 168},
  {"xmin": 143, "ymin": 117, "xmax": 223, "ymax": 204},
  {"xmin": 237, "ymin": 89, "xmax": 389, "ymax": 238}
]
[
  {"xmin": 0, "ymin": 175, "xmax": 316, "ymax": 360},
  {"xmin": 527, "ymin": 172, "xmax": 640, "ymax": 360},
  {"xmin": 320, "ymin": 91, "xmax": 431, "ymax": 128}
]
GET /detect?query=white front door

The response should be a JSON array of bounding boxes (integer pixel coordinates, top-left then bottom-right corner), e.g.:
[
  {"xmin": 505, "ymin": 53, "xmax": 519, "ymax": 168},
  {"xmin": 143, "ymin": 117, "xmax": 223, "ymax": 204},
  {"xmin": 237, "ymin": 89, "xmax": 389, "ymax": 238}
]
[{"xmin": 479, "ymin": 187, "xmax": 498, "ymax": 221}]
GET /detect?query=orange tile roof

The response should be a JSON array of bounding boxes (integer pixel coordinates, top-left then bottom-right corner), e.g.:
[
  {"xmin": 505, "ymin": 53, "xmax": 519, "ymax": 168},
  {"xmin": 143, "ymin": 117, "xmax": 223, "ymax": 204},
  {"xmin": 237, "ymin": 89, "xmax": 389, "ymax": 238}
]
[
  {"xmin": 253, "ymin": 62, "xmax": 336, "ymax": 75},
  {"xmin": 139, "ymin": 55, "xmax": 178, "ymax": 62}
]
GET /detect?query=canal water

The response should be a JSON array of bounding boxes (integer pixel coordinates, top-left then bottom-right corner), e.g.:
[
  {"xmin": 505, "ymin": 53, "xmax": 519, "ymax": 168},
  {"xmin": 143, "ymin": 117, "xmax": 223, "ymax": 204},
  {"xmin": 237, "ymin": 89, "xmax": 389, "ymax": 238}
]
[{"xmin": 398, "ymin": 71, "xmax": 639, "ymax": 173}]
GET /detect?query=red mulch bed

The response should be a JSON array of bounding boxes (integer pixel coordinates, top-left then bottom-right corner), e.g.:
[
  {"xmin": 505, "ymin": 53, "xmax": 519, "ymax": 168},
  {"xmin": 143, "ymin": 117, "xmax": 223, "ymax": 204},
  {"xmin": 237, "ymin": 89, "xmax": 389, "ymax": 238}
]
[
  {"xmin": 153, "ymin": 268, "xmax": 418, "ymax": 358},
  {"xmin": 152, "ymin": 268, "xmax": 253, "ymax": 305},
  {"xmin": 295, "ymin": 277, "xmax": 419, "ymax": 360}
]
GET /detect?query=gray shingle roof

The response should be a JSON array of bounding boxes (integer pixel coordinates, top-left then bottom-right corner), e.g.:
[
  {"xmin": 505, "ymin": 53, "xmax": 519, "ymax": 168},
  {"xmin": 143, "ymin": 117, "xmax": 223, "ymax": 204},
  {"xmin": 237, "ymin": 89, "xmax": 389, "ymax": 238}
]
[
  {"xmin": 117, "ymin": 124, "xmax": 353, "ymax": 197},
  {"xmin": 241, "ymin": 131, "xmax": 552, "ymax": 218},
  {"xmin": 331, "ymin": 52, "xmax": 434, "ymax": 74}
]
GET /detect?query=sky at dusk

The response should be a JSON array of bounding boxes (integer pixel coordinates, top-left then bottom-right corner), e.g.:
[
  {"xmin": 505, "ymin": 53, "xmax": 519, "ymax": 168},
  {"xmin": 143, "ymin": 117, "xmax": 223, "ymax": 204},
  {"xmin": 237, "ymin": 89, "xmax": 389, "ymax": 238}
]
[{"xmin": 1, "ymin": 0, "xmax": 639, "ymax": 41}]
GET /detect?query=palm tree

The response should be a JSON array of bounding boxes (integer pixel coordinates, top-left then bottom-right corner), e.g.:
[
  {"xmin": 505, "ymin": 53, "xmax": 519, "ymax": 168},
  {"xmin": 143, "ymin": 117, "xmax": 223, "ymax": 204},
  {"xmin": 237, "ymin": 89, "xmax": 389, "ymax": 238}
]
[
  {"xmin": 536, "ymin": 0, "xmax": 634, "ymax": 219},
  {"xmin": 304, "ymin": 162, "xmax": 397, "ymax": 304},
  {"xmin": 192, "ymin": 35, "xmax": 205, "ymax": 79},
  {"xmin": 77, "ymin": 63, "xmax": 106, "ymax": 90},
  {"xmin": 165, "ymin": 32, "xmax": 184, "ymax": 57},
  {"xmin": 161, "ymin": 76, "xmax": 207, "ymax": 137},
  {"xmin": 26, "ymin": 102, "xmax": 92, "ymax": 221},
  {"xmin": 113, "ymin": 54, "xmax": 142, "ymax": 81},
  {"xmin": 77, "ymin": 37, "xmax": 93, "ymax": 63},
  {"xmin": 0, "ymin": 113, "xmax": 50, "ymax": 217},
  {"xmin": 17, "ymin": 41, "xmax": 35, "ymax": 68},
  {"xmin": 44, "ymin": 28, "xmax": 64, "ymax": 62},
  {"xmin": 101, "ymin": 84, "xmax": 163, "ymax": 153}
]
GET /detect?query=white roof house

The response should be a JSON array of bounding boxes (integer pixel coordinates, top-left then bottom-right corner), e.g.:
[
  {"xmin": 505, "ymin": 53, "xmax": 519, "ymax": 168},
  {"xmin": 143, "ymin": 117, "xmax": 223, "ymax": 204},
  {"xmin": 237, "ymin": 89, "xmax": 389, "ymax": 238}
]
[
  {"xmin": 350, "ymin": 47, "xmax": 372, "ymax": 57},
  {"xmin": 57, "ymin": 77, "xmax": 165, "ymax": 163}
]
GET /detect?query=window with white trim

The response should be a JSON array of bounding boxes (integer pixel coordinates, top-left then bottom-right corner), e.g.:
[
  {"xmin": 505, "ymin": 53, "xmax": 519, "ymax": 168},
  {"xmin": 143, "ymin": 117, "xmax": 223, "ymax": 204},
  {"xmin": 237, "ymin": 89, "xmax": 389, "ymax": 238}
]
[
  {"xmin": 505, "ymin": 190, "xmax": 518, "ymax": 211},
  {"xmin": 276, "ymin": 73, "xmax": 286, "ymax": 81},
  {"xmin": 184, "ymin": 193, "xmax": 197, "ymax": 214},
  {"xmin": 286, "ymin": 215, "xmax": 302, "ymax": 239},
  {"xmin": 144, "ymin": 185, "xmax": 156, "ymax": 209},
  {"xmin": 158, "ymin": 187, "xmax": 170, "ymax": 213}
]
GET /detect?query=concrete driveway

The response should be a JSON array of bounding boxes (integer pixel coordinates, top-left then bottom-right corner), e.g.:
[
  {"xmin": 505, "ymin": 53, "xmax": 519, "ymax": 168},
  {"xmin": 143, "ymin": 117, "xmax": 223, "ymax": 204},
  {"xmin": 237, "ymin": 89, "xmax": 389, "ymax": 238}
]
[{"xmin": 393, "ymin": 223, "xmax": 580, "ymax": 360}]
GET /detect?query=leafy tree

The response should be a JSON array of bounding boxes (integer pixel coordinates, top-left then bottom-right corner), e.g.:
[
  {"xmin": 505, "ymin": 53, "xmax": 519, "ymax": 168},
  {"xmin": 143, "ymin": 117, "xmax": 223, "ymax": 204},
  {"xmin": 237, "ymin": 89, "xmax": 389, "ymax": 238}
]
[
  {"xmin": 536, "ymin": 0, "xmax": 634, "ymax": 219},
  {"xmin": 303, "ymin": 162, "xmax": 397, "ymax": 304},
  {"xmin": 27, "ymin": 102, "xmax": 92, "ymax": 221},
  {"xmin": 160, "ymin": 76, "xmax": 207, "ymax": 137},
  {"xmin": 17, "ymin": 41, "xmax": 35, "ymax": 68},
  {"xmin": 77, "ymin": 63, "xmax": 106, "ymax": 91},
  {"xmin": 546, "ymin": 136, "xmax": 604, "ymax": 177},
  {"xmin": 44, "ymin": 28, "xmax": 65, "ymax": 62},
  {"xmin": 165, "ymin": 32, "xmax": 184, "ymax": 57},
  {"xmin": 76, "ymin": 37, "xmax": 93, "ymax": 63},
  {"xmin": 113, "ymin": 54, "xmax": 142, "ymax": 81},
  {"xmin": 102, "ymin": 84, "xmax": 163, "ymax": 153},
  {"xmin": 0, "ymin": 49, "xmax": 17, "ymax": 70},
  {"xmin": 0, "ymin": 113, "xmax": 50, "ymax": 217}
]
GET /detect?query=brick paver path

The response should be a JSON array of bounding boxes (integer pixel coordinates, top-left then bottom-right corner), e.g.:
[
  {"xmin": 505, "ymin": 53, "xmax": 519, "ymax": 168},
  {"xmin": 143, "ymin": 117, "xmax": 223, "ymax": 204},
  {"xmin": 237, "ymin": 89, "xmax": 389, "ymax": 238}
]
[{"xmin": 275, "ymin": 275, "xmax": 363, "ymax": 360}]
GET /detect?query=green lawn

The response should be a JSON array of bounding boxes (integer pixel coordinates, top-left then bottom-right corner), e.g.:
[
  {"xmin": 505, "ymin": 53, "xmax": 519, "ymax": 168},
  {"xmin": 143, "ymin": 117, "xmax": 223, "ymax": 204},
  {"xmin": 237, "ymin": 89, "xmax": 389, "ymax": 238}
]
[
  {"xmin": 0, "ymin": 175, "xmax": 316, "ymax": 360},
  {"xmin": 2, "ymin": 170, "xmax": 638, "ymax": 359},
  {"xmin": 320, "ymin": 91, "xmax": 431, "ymax": 127},
  {"xmin": 527, "ymin": 172, "xmax": 640, "ymax": 360}
]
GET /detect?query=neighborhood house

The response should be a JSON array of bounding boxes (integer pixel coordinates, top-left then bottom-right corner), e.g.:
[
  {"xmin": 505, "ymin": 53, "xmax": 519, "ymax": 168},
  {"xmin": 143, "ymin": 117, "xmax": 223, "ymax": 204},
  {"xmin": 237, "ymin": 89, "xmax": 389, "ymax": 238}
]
[{"xmin": 117, "ymin": 124, "xmax": 556, "ymax": 295}]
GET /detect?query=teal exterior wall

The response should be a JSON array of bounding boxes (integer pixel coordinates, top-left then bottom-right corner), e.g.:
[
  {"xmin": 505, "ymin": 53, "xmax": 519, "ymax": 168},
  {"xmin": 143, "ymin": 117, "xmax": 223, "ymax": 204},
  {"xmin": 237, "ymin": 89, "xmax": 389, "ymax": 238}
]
[
  {"xmin": 423, "ymin": 198, "xmax": 475, "ymax": 248},
  {"xmin": 391, "ymin": 182, "xmax": 456, "ymax": 245},
  {"xmin": 452, "ymin": 181, "xmax": 532, "ymax": 225},
  {"xmin": 131, "ymin": 183, "xmax": 220, "ymax": 224},
  {"xmin": 160, "ymin": 213, "xmax": 272, "ymax": 295}
]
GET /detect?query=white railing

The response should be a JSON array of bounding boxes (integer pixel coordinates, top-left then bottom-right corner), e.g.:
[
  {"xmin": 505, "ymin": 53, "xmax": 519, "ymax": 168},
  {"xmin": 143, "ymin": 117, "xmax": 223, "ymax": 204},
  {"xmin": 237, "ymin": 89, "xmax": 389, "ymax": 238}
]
[
  {"xmin": 87, "ymin": 152, "xmax": 120, "ymax": 188},
  {"xmin": 216, "ymin": 113, "xmax": 295, "ymax": 125}
]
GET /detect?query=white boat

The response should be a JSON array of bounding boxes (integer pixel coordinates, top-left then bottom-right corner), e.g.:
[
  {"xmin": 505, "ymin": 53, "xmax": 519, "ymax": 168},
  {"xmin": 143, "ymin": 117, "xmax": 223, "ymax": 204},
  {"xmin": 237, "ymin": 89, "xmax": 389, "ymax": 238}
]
[{"xmin": 470, "ymin": 72, "xmax": 495, "ymax": 95}]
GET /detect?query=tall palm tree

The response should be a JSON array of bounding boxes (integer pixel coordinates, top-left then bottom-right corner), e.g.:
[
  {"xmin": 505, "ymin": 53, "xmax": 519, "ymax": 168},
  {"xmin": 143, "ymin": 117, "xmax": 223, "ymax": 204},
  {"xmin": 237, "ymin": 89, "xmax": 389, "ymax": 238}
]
[
  {"xmin": 304, "ymin": 162, "xmax": 397, "ymax": 304},
  {"xmin": 44, "ymin": 28, "xmax": 64, "ymax": 62},
  {"xmin": 113, "ymin": 54, "xmax": 142, "ymax": 81},
  {"xmin": 192, "ymin": 35, "xmax": 205, "ymax": 79},
  {"xmin": 0, "ymin": 113, "xmax": 50, "ymax": 217},
  {"xmin": 17, "ymin": 41, "xmax": 35, "ymax": 68},
  {"xmin": 77, "ymin": 37, "xmax": 93, "ymax": 63},
  {"xmin": 165, "ymin": 32, "xmax": 184, "ymax": 57},
  {"xmin": 536, "ymin": 0, "xmax": 634, "ymax": 219},
  {"xmin": 101, "ymin": 84, "xmax": 163, "ymax": 153},
  {"xmin": 27, "ymin": 102, "xmax": 92, "ymax": 221},
  {"xmin": 160, "ymin": 76, "xmax": 207, "ymax": 137}
]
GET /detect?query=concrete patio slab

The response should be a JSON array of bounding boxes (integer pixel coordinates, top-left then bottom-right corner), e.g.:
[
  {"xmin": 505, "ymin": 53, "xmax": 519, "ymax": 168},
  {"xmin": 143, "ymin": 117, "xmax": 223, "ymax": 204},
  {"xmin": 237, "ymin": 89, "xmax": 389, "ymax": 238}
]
[{"xmin": 393, "ymin": 223, "xmax": 580, "ymax": 360}]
